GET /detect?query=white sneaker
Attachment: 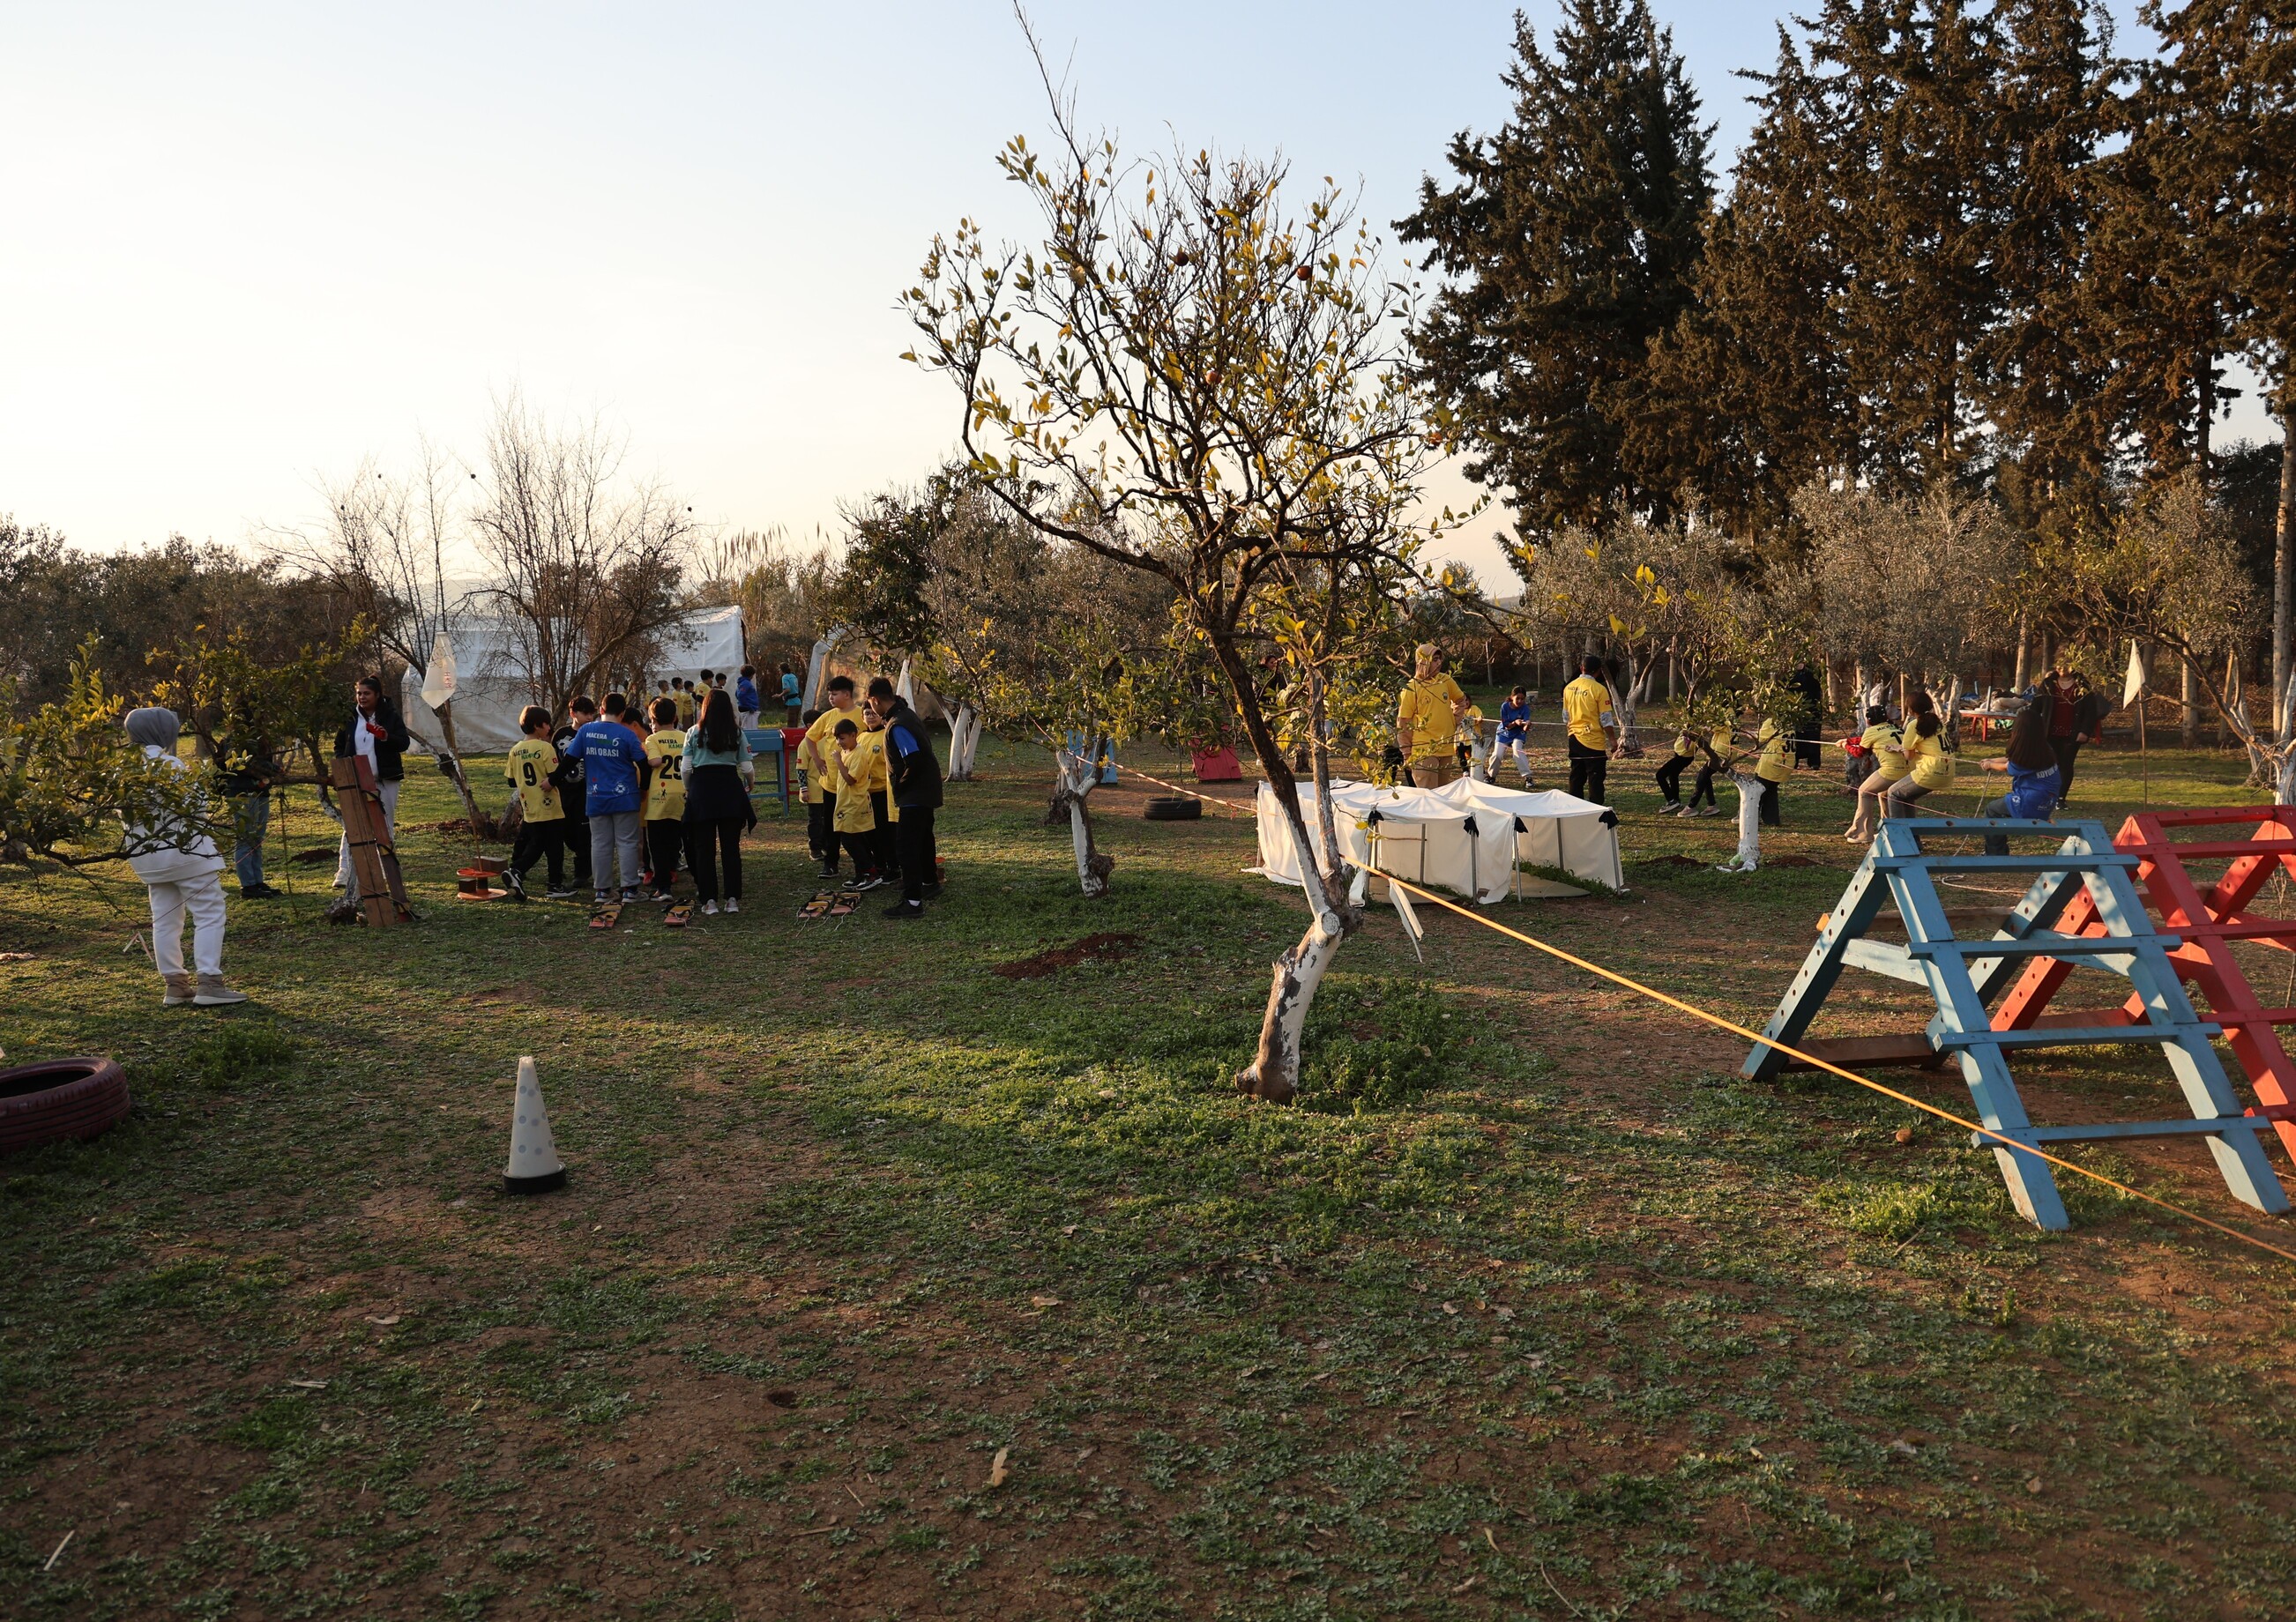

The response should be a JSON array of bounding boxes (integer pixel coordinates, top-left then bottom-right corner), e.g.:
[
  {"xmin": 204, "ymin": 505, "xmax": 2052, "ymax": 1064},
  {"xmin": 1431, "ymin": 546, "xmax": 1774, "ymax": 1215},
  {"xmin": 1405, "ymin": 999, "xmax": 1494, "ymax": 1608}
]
[
  {"xmin": 723, "ymin": 897, "xmax": 739, "ymax": 914},
  {"xmin": 701, "ymin": 900, "xmax": 719, "ymax": 916}
]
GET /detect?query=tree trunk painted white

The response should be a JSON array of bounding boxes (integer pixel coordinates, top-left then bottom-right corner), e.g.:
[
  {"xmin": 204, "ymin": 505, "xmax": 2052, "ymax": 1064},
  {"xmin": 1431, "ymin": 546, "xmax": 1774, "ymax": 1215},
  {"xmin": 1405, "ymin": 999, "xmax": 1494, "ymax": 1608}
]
[
  {"xmin": 1606, "ymin": 662, "xmax": 1653, "ymax": 756},
  {"xmin": 1047, "ymin": 741, "xmax": 1113, "ymax": 897},
  {"xmin": 947, "ymin": 704, "xmax": 983, "ymax": 781},
  {"xmin": 1235, "ymin": 907, "xmax": 1347, "ymax": 1105},
  {"xmin": 1941, "ymin": 676, "xmax": 1964, "ymax": 748},
  {"xmin": 409, "ymin": 703, "xmax": 487, "ymax": 835}
]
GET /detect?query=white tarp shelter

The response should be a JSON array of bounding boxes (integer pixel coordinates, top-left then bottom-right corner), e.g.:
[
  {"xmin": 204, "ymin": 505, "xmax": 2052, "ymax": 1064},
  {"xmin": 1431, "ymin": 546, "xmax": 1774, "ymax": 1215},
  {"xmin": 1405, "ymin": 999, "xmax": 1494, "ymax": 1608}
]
[
  {"xmin": 400, "ymin": 606, "xmax": 746, "ymax": 754},
  {"xmin": 1255, "ymin": 777, "xmax": 1624, "ymax": 904}
]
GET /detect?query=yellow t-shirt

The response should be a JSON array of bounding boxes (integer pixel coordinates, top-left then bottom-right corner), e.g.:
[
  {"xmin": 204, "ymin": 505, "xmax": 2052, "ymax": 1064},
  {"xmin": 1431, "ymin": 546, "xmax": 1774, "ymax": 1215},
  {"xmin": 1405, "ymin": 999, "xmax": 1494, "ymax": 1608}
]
[
  {"xmin": 1756, "ymin": 719, "xmax": 1792, "ymax": 784},
  {"xmin": 805, "ymin": 706, "xmax": 864, "ymax": 799},
  {"xmin": 1709, "ymin": 725, "xmax": 1734, "ymax": 763},
  {"xmin": 1905, "ymin": 725, "xmax": 1956, "ymax": 790},
  {"xmin": 1397, "ymin": 673, "xmax": 1467, "ymax": 763},
  {"xmin": 1671, "ymin": 728, "xmax": 1694, "ymax": 761},
  {"xmin": 1862, "ymin": 721, "xmax": 1910, "ymax": 784},
  {"xmin": 831, "ymin": 748, "xmax": 879, "ymax": 834},
  {"xmin": 503, "ymin": 737, "xmax": 563, "ymax": 823},
  {"xmin": 674, "ymin": 689, "xmax": 697, "ymax": 728},
  {"xmin": 1562, "ymin": 675, "xmax": 1609, "ymax": 750},
  {"xmin": 860, "ymin": 727, "xmax": 891, "ymax": 794},
  {"xmin": 644, "ymin": 729, "xmax": 689, "ymax": 820}
]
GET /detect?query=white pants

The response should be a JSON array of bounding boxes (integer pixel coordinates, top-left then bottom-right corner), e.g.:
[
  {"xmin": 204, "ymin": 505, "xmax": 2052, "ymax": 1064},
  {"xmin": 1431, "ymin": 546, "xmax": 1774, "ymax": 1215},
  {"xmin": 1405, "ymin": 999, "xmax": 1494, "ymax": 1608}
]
[
  {"xmin": 1733, "ymin": 770, "xmax": 1764, "ymax": 867},
  {"xmin": 338, "ymin": 778, "xmax": 401, "ymax": 901},
  {"xmin": 1487, "ymin": 737, "xmax": 1532, "ymax": 780},
  {"xmin": 148, "ymin": 870, "xmax": 227, "ymax": 978}
]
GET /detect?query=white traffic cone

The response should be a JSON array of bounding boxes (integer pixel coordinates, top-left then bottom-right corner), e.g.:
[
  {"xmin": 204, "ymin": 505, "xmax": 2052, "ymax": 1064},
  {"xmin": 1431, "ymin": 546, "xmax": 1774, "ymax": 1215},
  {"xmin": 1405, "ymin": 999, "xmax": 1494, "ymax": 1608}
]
[{"xmin": 503, "ymin": 1055, "xmax": 566, "ymax": 1194}]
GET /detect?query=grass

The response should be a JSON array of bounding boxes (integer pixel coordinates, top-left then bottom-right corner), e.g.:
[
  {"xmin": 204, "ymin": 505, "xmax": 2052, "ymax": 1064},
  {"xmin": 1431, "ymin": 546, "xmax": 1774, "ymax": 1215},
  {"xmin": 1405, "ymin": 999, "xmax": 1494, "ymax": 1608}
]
[{"xmin": 4, "ymin": 716, "xmax": 2296, "ymax": 1618}]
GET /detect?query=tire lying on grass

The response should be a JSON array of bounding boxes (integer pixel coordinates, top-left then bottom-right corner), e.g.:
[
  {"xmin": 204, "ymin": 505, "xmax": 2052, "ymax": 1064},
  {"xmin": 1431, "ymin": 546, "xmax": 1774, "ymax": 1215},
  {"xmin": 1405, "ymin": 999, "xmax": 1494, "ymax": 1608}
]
[
  {"xmin": 0, "ymin": 1057, "xmax": 130, "ymax": 1157},
  {"xmin": 1143, "ymin": 796, "xmax": 1204, "ymax": 822}
]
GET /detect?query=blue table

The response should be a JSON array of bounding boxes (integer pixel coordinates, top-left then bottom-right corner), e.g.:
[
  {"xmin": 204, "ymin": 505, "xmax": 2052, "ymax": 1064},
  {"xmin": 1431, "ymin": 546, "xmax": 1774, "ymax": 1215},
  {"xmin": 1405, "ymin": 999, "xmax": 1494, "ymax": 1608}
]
[{"xmin": 742, "ymin": 728, "xmax": 791, "ymax": 811}]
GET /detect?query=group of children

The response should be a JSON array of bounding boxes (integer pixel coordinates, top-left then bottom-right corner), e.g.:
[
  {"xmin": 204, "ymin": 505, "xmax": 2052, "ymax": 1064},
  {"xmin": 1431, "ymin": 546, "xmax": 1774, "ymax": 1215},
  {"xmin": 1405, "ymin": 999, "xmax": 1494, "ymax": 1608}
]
[
  {"xmin": 503, "ymin": 684, "xmax": 757, "ymax": 919},
  {"xmin": 794, "ymin": 674, "xmax": 903, "ymax": 890},
  {"xmin": 793, "ymin": 674, "xmax": 945, "ymax": 919}
]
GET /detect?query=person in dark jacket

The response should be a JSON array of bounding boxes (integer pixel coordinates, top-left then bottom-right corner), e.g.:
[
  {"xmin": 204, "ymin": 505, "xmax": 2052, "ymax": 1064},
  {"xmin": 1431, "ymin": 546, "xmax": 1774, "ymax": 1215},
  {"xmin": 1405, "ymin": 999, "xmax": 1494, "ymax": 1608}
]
[
  {"xmin": 1789, "ymin": 665, "xmax": 1825, "ymax": 770},
  {"xmin": 866, "ymin": 677, "xmax": 943, "ymax": 919},
  {"xmin": 218, "ymin": 719, "xmax": 284, "ymax": 898},
  {"xmin": 2039, "ymin": 668, "xmax": 2113, "ymax": 808},
  {"xmin": 331, "ymin": 674, "xmax": 409, "ymax": 904}
]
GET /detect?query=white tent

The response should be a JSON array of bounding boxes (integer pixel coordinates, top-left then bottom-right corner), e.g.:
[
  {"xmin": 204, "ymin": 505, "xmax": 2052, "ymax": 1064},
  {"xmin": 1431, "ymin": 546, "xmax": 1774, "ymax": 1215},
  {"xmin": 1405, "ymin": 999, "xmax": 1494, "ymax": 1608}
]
[
  {"xmin": 1254, "ymin": 777, "xmax": 1623, "ymax": 904},
  {"xmin": 399, "ymin": 606, "xmax": 747, "ymax": 754}
]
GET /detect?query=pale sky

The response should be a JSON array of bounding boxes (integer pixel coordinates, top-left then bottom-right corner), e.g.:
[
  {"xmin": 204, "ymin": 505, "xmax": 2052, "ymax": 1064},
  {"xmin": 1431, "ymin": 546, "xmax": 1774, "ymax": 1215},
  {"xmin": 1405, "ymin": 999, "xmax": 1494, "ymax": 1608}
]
[{"xmin": 0, "ymin": 1, "xmax": 2264, "ymax": 589}]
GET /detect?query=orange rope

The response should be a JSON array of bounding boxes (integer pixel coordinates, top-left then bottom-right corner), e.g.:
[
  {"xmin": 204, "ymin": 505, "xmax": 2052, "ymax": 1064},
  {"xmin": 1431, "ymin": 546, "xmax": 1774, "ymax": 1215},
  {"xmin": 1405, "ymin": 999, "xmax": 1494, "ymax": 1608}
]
[{"xmin": 1122, "ymin": 761, "xmax": 2296, "ymax": 1266}]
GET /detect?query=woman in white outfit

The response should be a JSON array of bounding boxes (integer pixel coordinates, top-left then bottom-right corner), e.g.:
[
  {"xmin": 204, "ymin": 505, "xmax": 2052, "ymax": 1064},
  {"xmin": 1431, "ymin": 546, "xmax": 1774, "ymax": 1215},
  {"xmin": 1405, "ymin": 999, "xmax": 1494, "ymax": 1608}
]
[{"xmin": 122, "ymin": 707, "xmax": 249, "ymax": 1007}]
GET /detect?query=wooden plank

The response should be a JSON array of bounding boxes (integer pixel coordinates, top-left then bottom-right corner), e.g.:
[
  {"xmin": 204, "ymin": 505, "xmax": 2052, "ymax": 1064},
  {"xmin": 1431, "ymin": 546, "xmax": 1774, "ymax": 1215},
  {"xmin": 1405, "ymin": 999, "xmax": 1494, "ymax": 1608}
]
[
  {"xmin": 329, "ymin": 757, "xmax": 411, "ymax": 926},
  {"xmin": 1767, "ymin": 1034, "xmax": 1947, "ymax": 1073}
]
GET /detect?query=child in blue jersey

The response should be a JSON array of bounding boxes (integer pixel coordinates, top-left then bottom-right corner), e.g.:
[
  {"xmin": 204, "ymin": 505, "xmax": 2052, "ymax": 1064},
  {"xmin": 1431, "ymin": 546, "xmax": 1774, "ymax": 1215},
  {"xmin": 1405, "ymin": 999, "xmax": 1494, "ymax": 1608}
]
[
  {"xmin": 1486, "ymin": 685, "xmax": 1533, "ymax": 785},
  {"xmin": 562, "ymin": 693, "xmax": 652, "ymax": 903},
  {"xmin": 1974, "ymin": 696, "xmax": 2062, "ymax": 855}
]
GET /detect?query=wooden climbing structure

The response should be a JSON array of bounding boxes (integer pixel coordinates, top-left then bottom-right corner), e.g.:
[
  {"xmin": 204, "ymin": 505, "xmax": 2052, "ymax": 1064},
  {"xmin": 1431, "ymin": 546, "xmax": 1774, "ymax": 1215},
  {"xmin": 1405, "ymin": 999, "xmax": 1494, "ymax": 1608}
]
[
  {"xmin": 330, "ymin": 756, "xmax": 414, "ymax": 926},
  {"xmin": 1744, "ymin": 816, "xmax": 2287, "ymax": 1231},
  {"xmin": 1994, "ymin": 806, "xmax": 2296, "ymax": 1158}
]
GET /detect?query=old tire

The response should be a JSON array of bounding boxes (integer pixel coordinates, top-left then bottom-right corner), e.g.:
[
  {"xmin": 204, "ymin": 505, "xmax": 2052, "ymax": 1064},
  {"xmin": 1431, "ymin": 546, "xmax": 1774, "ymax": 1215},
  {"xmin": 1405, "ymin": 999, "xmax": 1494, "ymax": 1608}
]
[
  {"xmin": 1143, "ymin": 796, "xmax": 1203, "ymax": 822},
  {"xmin": 0, "ymin": 1057, "xmax": 131, "ymax": 1157}
]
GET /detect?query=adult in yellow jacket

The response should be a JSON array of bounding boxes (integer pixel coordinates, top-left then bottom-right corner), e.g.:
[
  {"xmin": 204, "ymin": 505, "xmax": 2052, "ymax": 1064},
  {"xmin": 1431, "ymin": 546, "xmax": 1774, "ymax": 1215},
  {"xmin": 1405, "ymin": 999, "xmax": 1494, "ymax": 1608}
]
[
  {"xmin": 1396, "ymin": 643, "xmax": 1469, "ymax": 788},
  {"xmin": 1561, "ymin": 656, "xmax": 1616, "ymax": 805}
]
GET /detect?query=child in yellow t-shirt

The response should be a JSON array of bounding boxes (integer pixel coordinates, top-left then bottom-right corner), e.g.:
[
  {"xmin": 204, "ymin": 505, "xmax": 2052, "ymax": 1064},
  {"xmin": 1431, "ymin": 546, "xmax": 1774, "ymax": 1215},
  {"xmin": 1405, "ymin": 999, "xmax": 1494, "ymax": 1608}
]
[
  {"xmin": 503, "ymin": 705, "xmax": 567, "ymax": 899},
  {"xmin": 642, "ymin": 696, "xmax": 689, "ymax": 901},
  {"xmin": 1845, "ymin": 705, "xmax": 1905, "ymax": 843},
  {"xmin": 829, "ymin": 718, "xmax": 884, "ymax": 886},
  {"xmin": 1883, "ymin": 693, "xmax": 1956, "ymax": 820}
]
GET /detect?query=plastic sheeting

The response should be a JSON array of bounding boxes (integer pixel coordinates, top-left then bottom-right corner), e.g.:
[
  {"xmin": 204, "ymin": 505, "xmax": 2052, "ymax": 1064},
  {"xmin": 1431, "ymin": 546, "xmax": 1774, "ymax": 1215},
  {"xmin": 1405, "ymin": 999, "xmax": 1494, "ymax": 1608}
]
[
  {"xmin": 1254, "ymin": 777, "xmax": 1623, "ymax": 904},
  {"xmin": 399, "ymin": 606, "xmax": 747, "ymax": 754}
]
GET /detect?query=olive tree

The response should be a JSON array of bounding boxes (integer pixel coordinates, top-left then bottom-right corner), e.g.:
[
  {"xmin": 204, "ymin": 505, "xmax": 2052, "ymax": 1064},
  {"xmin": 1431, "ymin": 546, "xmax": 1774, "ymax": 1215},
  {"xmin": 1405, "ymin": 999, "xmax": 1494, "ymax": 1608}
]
[
  {"xmin": 1799, "ymin": 482, "xmax": 2024, "ymax": 729},
  {"xmin": 904, "ymin": 93, "xmax": 1455, "ymax": 1102}
]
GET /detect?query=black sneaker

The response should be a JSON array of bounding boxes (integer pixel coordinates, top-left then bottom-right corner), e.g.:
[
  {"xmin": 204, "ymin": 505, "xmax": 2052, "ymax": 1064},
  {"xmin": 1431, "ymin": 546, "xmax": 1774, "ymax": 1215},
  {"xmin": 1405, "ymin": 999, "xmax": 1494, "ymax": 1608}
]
[
  {"xmin": 240, "ymin": 882, "xmax": 285, "ymax": 899},
  {"xmin": 502, "ymin": 869, "xmax": 527, "ymax": 901},
  {"xmin": 919, "ymin": 882, "xmax": 943, "ymax": 900},
  {"xmin": 854, "ymin": 874, "xmax": 885, "ymax": 892},
  {"xmin": 882, "ymin": 900, "xmax": 924, "ymax": 920},
  {"xmin": 819, "ymin": 862, "xmax": 839, "ymax": 880}
]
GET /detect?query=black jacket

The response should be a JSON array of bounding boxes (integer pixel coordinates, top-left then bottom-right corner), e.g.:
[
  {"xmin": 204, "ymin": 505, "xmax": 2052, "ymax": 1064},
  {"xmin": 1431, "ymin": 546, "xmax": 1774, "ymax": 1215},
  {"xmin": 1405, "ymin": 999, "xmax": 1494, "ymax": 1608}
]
[
  {"xmin": 882, "ymin": 700, "xmax": 943, "ymax": 811},
  {"xmin": 333, "ymin": 698, "xmax": 410, "ymax": 783}
]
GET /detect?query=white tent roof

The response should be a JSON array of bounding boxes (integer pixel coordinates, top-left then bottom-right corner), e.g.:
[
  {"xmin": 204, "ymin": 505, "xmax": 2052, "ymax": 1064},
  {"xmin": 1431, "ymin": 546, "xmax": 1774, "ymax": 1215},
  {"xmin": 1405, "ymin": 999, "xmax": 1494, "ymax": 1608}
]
[
  {"xmin": 1255, "ymin": 776, "xmax": 1623, "ymax": 904},
  {"xmin": 400, "ymin": 606, "xmax": 746, "ymax": 755}
]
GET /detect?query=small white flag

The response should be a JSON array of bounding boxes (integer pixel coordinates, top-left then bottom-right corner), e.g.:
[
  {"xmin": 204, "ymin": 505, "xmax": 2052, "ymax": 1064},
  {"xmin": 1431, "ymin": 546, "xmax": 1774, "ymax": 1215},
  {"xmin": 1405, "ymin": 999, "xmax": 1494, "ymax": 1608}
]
[
  {"xmin": 420, "ymin": 631, "xmax": 458, "ymax": 711},
  {"xmin": 2121, "ymin": 641, "xmax": 2147, "ymax": 710}
]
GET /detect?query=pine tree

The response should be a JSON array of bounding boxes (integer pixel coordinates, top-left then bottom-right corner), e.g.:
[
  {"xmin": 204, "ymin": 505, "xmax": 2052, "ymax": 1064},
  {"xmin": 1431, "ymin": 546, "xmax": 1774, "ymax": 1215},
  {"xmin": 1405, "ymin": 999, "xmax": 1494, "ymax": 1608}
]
[
  {"xmin": 1635, "ymin": 31, "xmax": 1857, "ymax": 539},
  {"xmin": 1980, "ymin": 0, "xmax": 2121, "ymax": 491},
  {"xmin": 1397, "ymin": 0, "xmax": 1712, "ymax": 540},
  {"xmin": 1811, "ymin": 0, "xmax": 2006, "ymax": 489},
  {"xmin": 2143, "ymin": 0, "xmax": 2296, "ymax": 731}
]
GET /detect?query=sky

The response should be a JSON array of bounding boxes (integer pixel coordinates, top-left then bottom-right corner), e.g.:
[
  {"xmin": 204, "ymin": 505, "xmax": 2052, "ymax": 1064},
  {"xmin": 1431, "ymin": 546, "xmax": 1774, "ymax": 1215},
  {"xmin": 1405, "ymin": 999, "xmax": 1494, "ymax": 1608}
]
[{"xmin": 0, "ymin": 1, "xmax": 2270, "ymax": 588}]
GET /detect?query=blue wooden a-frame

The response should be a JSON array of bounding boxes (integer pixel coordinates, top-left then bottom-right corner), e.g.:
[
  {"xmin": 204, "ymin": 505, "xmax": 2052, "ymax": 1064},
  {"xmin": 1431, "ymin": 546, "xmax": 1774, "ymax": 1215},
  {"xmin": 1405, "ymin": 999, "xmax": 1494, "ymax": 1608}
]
[{"xmin": 1744, "ymin": 817, "xmax": 2287, "ymax": 1231}]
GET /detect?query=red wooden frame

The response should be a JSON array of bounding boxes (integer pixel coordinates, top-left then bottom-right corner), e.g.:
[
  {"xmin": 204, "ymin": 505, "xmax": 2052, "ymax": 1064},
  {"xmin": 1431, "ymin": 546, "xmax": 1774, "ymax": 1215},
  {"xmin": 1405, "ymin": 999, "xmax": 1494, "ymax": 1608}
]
[{"xmin": 1994, "ymin": 807, "xmax": 2296, "ymax": 1153}]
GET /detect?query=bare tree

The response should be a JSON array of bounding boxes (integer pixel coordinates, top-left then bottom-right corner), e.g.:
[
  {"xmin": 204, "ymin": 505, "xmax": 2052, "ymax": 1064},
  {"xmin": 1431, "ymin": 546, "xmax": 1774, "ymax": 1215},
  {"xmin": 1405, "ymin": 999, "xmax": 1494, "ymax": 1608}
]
[
  {"xmin": 263, "ymin": 438, "xmax": 488, "ymax": 830},
  {"xmin": 905, "ymin": 55, "xmax": 1458, "ymax": 1101},
  {"xmin": 466, "ymin": 395, "xmax": 698, "ymax": 716}
]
